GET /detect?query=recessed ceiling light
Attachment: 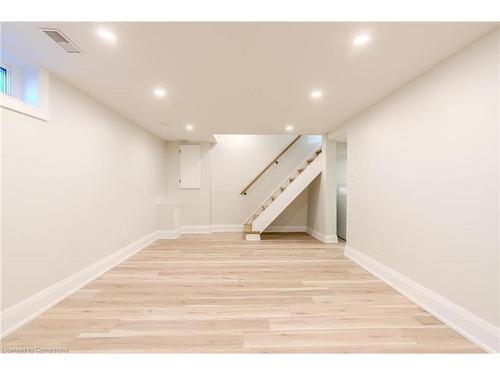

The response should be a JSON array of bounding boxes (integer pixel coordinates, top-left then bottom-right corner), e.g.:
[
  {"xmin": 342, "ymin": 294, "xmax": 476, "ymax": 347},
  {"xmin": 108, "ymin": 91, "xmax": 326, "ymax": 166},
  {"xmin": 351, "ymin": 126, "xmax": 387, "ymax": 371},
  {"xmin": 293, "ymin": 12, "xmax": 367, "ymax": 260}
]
[
  {"xmin": 310, "ymin": 90, "xmax": 323, "ymax": 100},
  {"xmin": 96, "ymin": 28, "xmax": 116, "ymax": 43},
  {"xmin": 285, "ymin": 124, "xmax": 294, "ymax": 132},
  {"xmin": 353, "ymin": 33, "xmax": 371, "ymax": 46},
  {"xmin": 185, "ymin": 123, "xmax": 194, "ymax": 131},
  {"xmin": 153, "ymin": 87, "xmax": 167, "ymax": 98}
]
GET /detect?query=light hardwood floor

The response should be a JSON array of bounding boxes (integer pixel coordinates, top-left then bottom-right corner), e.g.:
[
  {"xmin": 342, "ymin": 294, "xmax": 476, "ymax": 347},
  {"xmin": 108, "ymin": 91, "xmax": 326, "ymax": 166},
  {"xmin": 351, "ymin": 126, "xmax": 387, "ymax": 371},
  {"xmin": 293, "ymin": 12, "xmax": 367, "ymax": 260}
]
[{"xmin": 1, "ymin": 233, "xmax": 482, "ymax": 353}]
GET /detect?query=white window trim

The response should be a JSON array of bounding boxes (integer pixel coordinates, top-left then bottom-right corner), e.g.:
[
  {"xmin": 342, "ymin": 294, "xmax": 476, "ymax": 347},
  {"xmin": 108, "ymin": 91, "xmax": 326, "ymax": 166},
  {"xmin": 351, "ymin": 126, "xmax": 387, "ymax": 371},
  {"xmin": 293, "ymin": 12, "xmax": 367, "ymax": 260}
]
[
  {"xmin": 0, "ymin": 61, "xmax": 12, "ymax": 95},
  {"xmin": 0, "ymin": 67, "xmax": 50, "ymax": 122}
]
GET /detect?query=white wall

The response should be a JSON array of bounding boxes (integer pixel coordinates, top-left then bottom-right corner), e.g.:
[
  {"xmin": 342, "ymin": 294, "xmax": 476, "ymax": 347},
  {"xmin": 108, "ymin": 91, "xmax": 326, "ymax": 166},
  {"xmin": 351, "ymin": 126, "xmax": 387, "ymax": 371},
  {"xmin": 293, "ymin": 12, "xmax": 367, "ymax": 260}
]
[
  {"xmin": 159, "ymin": 135, "xmax": 321, "ymax": 232},
  {"xmin": 163, "ymin": 141, "xmax": 211, "ymax": 228},
  {"xmin": 160, "ymin": 134, "xmax": 320, "ymax": 230},
  {"xmin": 306, "ymin": 138, "xmax": 337, "ymax": 241},
  {"xmin": 1, "ymin": 74, "xmax": 167, "ymax": 310},
  {"xmin": 341, "ymin": 30, "xmax": 499, "ymax": 326},
  {"xmin": 210, "ymin": 134, "xmax": 320, "ymax": 226},
  {"xmin": 266, "ymin": 190, "xmax": 309, "ymax": 231}
]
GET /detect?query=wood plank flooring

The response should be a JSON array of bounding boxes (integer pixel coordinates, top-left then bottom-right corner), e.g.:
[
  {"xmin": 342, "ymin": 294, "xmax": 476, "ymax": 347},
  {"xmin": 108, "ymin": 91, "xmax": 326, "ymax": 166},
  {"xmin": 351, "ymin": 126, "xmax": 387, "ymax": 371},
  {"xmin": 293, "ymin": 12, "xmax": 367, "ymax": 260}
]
[{"xmin": 1, "ymin": 233, "xmax": 482, "ymax": 353}]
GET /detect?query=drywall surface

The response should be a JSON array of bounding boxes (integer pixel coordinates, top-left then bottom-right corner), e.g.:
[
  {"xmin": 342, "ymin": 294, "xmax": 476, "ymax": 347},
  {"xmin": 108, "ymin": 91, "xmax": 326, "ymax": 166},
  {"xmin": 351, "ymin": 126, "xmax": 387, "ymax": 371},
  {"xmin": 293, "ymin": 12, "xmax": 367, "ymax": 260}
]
[
  {"xmin": 342, "ymin": 30, "xmax": 499, "ymax": 325},
  {"xmin": 210, "ymin": 134, "xmax": 321, "ymax": 226},
  {"xmin": 163, "ymin": 141, "xmax": 211, "ymax": 227},
  {"xmin": 268, "ymin": 189, "xmax": 309, "ymax": 229},
  {"xmin": 1, "ymin": 74, "xmax": 167, "ymax": 309},
  {"xmin": 307, "ymin": 138, "xmax": 337, "ymax": 238},
  {"xmin": 162, "ymin": 135, "xmax": 320, "ymax": 229}
]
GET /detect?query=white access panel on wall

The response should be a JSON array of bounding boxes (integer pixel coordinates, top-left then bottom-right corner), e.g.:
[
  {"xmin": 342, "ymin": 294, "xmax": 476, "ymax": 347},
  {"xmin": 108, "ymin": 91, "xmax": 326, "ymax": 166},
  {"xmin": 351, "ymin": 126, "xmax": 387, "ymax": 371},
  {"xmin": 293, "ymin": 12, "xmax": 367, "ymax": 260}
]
[{"xmin": 179, "ymin": 145, "xmax": 201, "ymax": 189}]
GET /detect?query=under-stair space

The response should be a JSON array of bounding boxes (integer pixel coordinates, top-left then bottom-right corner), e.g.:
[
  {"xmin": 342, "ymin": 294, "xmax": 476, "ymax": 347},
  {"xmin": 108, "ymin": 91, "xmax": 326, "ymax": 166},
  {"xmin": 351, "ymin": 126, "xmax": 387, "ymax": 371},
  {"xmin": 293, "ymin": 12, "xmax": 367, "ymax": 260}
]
[{"xmin": 243, "ymin": 147, "xmax": 323, "ymax": 240}]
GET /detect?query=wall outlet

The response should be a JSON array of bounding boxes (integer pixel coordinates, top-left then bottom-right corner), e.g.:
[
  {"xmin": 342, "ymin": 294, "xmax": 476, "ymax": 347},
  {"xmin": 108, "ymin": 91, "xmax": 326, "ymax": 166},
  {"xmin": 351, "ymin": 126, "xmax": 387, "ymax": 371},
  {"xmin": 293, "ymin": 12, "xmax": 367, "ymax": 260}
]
[{"xmin": 373, "ymin": 241, "xmax": 381, "ymax": 254}]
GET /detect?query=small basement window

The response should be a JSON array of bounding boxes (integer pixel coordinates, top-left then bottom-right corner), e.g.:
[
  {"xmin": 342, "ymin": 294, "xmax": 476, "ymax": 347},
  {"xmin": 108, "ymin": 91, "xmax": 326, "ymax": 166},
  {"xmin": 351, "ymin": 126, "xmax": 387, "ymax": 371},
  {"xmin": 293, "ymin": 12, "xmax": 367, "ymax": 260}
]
[
  {"xmin": 0, "ymin": 63, "xmax": 10, "ymax": 95},
  {"xmin": 0, "ymin": 49, "xmax": 49, "ymax": 121}
]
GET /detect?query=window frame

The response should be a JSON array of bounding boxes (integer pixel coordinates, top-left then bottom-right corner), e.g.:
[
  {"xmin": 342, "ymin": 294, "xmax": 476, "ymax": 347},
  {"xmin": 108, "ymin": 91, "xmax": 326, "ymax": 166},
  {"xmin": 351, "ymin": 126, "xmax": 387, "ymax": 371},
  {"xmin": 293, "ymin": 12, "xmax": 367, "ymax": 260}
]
[
  {"xmin": 0, "ymin": 65, "xmax": 50, "ymax": 122},
  {"xmin": 0, "ymin": 61, "xmax": 12, "ymax": 96}
]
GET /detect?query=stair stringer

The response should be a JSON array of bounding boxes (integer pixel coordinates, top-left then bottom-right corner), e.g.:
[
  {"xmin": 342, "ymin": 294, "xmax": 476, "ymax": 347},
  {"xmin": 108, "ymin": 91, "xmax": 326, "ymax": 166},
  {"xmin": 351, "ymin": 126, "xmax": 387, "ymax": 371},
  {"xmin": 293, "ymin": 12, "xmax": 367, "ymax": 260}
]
[{"xmin": 252, "ymin": 153, "xmax": 323, "ymax": 233}]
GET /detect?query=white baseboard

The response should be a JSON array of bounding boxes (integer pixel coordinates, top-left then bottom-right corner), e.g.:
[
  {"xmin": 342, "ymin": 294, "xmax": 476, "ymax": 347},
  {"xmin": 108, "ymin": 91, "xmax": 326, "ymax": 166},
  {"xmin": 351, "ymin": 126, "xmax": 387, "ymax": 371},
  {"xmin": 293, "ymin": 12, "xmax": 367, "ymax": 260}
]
[
  {"xmin": 0, "ymin": 231, "xmax": 159, "ymax": 339},
  {"xmin": 210, "ymin": 224, "xmax": 243, "ymax": 232},
  {"xmin": 306, "ymin": 227, "xmax": 338, "ymax": 243},
  {"xmin": 0, "ymin": 225, "xmax": 341, "ymax": 339},
  {"xmin": 159, "ymin": 225, "xmax": 243, "ymax": 236},
  {"xmin": 264, "ymin": 225, "xmax": 307, "ymax": 233},
  {"xmin": 0, "ymin": 224, "xmax": 307, "ymax": 339},
  {"xmin": 156, "ymin": 228, "xmax": 181, "ymax": 239},
  {"xmin": 180, "ymin": 225, "xmax": 211, "ymax": 234},
  {"xmin": 211, "ymin": 224, "xmax": 308, "ymax": 233},
  {"xmin": 345, "ymin": 245, "xmax": 500, "ymax": 353}
]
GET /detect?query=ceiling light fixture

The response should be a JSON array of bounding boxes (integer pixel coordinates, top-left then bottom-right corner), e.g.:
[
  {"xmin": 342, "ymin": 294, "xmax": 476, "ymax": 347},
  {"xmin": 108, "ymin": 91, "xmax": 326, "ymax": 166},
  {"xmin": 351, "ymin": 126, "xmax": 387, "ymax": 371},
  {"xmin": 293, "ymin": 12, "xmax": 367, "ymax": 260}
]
[
  {"xmin": 285, "ymin": 125, "xmax": 294, "ymax": 132},
  {"xmin": 310, "ymin": 90, "xmax": 323, "ymax": 100},
  {"xmin": 96, "ymin": 28, "xmax": 117, "ymax": 43},
  {"xmin": 153, "ymin": 87, "xmax": 167, "ymax": 98},
  {"xmin": 185, "ymin": 123, "xmax": 194, "ymax": 131},
  {"xmin": 353, "ymin": 33, "xmax": 371, "ymax": 46}
]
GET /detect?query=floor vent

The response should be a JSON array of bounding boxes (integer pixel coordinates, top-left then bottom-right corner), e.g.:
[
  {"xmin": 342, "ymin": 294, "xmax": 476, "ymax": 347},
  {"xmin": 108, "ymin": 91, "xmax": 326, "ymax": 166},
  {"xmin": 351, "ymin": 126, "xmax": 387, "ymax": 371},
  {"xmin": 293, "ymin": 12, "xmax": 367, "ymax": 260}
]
[{"xmin": 40, "ymin": 28, "xmax": 82, "ymax": 54}]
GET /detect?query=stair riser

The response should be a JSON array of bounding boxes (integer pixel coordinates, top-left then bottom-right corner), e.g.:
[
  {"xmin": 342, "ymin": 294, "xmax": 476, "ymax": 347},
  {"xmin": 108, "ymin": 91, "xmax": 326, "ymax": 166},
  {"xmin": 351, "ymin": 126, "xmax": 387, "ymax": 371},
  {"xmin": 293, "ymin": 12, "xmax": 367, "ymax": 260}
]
[
  {"xmin": 244, "ymin": 147, "xmax": 322, "ymax": 229},
  {"xmin": 252, "ymin": 153, "xmax": 323, "ymax": 233},
  {"xmin": 245, "ymin": 233, "xmax": 261, "ymax": 241}
]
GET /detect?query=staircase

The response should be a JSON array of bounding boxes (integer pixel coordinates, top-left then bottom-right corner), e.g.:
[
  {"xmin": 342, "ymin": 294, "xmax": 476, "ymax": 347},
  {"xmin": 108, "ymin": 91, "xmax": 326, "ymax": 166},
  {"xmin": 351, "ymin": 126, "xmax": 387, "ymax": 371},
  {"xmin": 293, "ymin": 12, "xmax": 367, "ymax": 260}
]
[{"xmin": 243, "ymin": 147, "xmax": 323, "ymax": 240}]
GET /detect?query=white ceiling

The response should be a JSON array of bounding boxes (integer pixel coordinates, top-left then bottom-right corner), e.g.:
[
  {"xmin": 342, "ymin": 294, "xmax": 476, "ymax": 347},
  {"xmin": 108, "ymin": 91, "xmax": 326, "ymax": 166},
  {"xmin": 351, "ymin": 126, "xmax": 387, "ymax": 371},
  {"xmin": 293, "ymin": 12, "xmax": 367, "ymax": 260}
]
[{"xmin": 1, "ymin": 22, "xmax": 496, "ymax": 141}]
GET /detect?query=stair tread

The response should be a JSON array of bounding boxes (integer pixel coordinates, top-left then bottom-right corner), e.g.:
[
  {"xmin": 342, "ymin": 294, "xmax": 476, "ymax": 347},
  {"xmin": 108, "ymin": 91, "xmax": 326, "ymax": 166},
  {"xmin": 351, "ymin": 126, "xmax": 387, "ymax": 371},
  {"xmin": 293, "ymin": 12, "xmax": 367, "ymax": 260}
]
[{"xmin": 244, "ymin": 148, "xmax": 322, "ymax": 238}]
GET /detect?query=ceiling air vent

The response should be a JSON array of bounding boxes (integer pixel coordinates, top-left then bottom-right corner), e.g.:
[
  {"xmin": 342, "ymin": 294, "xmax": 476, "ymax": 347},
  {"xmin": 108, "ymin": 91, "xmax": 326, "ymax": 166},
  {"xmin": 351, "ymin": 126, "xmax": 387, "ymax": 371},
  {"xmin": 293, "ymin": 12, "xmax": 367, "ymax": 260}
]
[{"xmin": 40, "ymin": 28, "xmax": 82, "ymax": 54}]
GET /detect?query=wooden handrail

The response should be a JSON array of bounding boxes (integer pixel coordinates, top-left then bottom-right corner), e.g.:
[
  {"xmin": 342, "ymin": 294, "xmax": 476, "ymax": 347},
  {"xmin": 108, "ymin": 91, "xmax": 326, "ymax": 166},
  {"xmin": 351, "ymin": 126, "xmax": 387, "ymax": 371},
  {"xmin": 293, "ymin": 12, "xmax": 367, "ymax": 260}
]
[{"xmin": 240, "ymin": 135, "xmax": 301, "ymax": 195}]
